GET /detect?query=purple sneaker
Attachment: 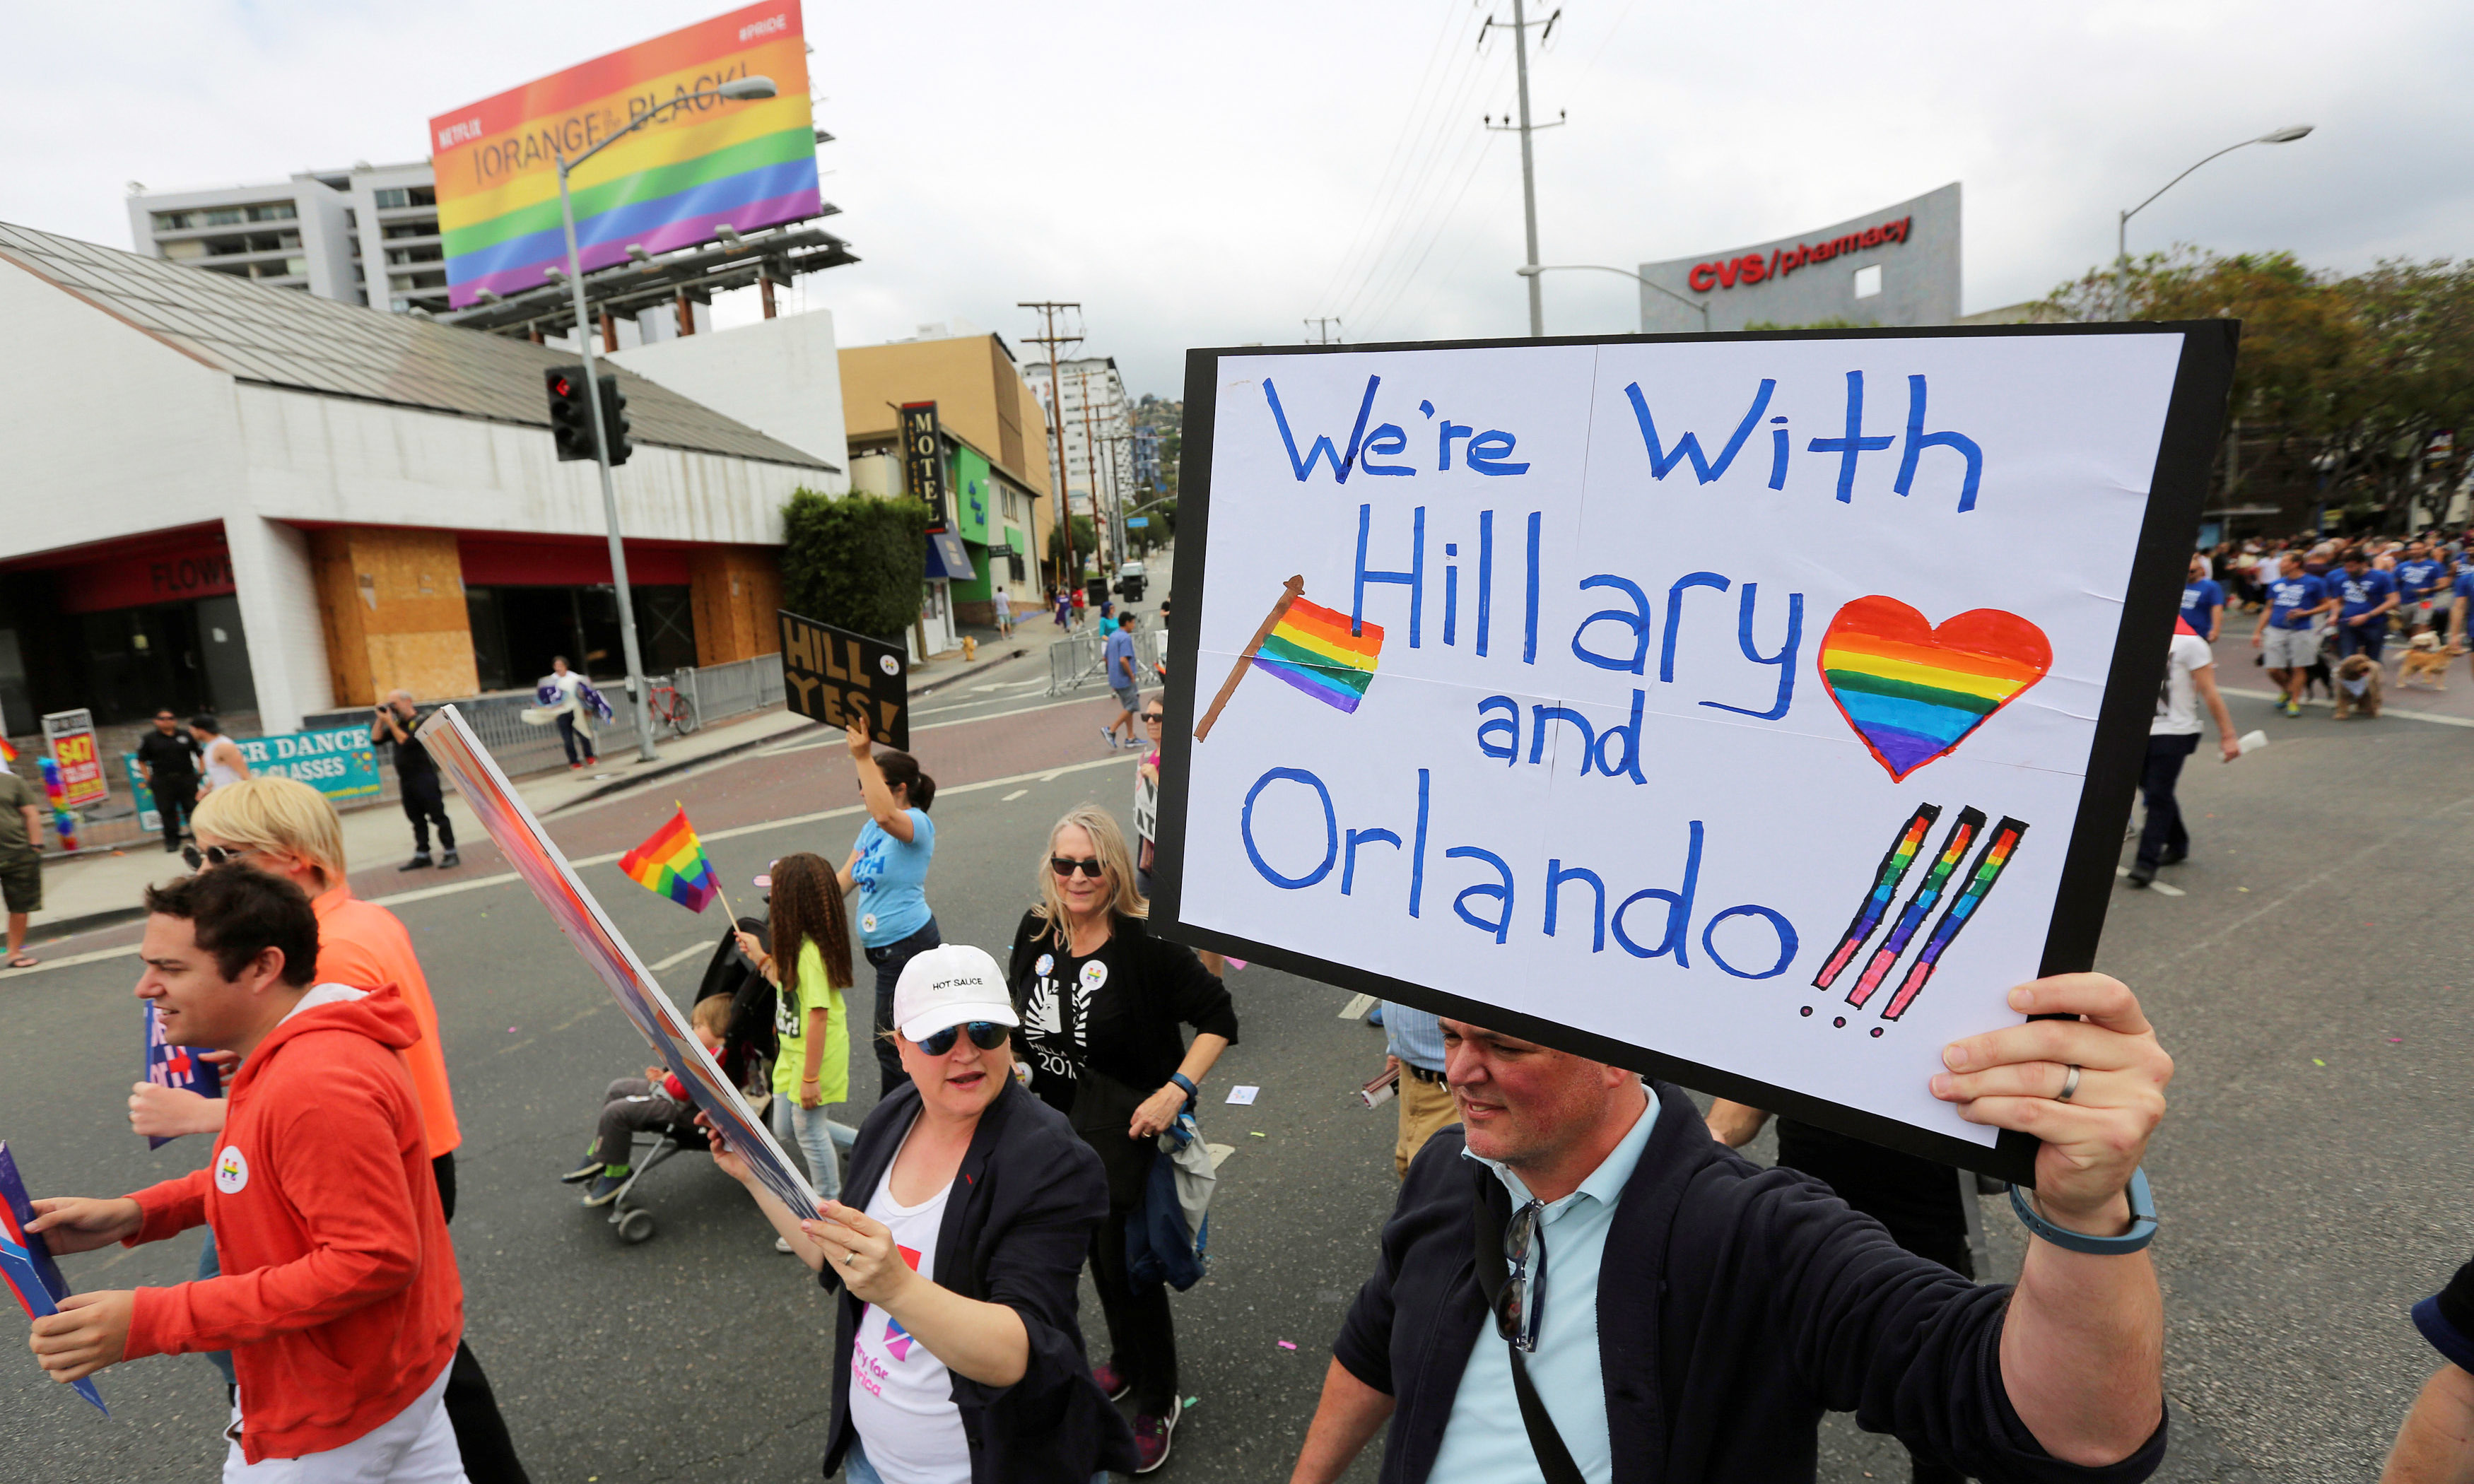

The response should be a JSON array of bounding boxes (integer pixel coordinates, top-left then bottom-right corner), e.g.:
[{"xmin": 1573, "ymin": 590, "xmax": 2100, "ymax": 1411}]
[
  {"xmin": 1092, "ymin": 1360, "xmax": 1131, "ymax": 1402},
  {"xmin": 1132, "ymin": 1396, "xmax": 1182, "ymax": 1474}
]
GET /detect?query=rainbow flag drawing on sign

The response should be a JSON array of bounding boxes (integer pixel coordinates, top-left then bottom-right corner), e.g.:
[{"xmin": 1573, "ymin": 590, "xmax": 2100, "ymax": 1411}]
[
  {"xmin": 1253, "ymin": 597, "xmax": 1385, "ymax": 714},
  {"xmin": 618, "ymin": 808, "xmax": 720, "ymax": 913}
]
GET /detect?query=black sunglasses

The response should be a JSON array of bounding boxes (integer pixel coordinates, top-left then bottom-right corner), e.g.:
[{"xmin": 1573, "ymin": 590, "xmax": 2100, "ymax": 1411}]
[
  {"xmin": 915, "ymin": 1021, "xmax": 1010, "ymax": 1056},
  {"xmin": 1142, "ymin": 712, "xmax": 1165, "ymax": 724},
  {"xmin": 181, "ymin": 844, "xmax": 252, "ymax": 871},
  {"xmin": 1050, "ymin": 855, "xmax": 1107, "ymax": 879},
  {"xmin": 1494, "ymin": 1198, "xmax": 1547, "ymax": 1352}
]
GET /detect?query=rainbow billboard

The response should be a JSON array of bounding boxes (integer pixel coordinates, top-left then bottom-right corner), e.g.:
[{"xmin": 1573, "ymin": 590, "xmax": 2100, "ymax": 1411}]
[{"xmin": 427, "ymin": 1, "xmax": 819, "ymax": 309}]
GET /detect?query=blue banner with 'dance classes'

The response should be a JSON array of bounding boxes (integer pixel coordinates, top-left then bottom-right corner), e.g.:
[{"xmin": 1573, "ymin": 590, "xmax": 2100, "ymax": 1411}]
[{"xmin": 125, "ymin": 725, "xmax": 381, "ymax": 830}]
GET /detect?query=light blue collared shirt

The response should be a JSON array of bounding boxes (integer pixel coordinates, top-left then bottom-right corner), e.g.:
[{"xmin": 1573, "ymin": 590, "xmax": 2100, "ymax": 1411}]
[
  {"xmin": 1428, "ymin": 1084, "xmax": 1658, "ymax": 1484},
  {"xmin": 1380, "ymin": 1002, "xmax": 1448, "ymax": 1073}
]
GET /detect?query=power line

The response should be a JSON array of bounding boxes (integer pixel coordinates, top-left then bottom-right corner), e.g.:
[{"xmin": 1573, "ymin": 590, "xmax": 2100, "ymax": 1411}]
[
  {"xmin": 1334, "ymin": 35, "xmax": 1512, "ymax": 325},
  {"xmin": 1327, "ymin": 11, "xmax": 1507, "ymax": 322},
  {"xmin": 1311, "ymin": 1, "xmax": 1472, "ymax": 314},
  {"xmin": 1304, "ymin": 317, "xmax": 1343, "ymax": 343}
]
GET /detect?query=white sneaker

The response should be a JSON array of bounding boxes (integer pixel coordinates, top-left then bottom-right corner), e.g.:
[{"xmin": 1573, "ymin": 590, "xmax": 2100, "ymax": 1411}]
[{"xmin": 775, "ymin": 1235, "xmax": 795, "ymax": 1254}]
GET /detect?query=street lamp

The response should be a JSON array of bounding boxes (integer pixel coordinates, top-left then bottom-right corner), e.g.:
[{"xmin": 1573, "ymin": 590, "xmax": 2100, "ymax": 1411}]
[
  {"xmin": 1518, "ymin": 263, "xmax": 1711, "ymax": 334},
  {"xmin": 552, "ymin": 73, "xmax": 778, "ymax": 761},
  {"xmin": 2114, "ymin": 124, "xmax": 2313, "ymax": 318}
]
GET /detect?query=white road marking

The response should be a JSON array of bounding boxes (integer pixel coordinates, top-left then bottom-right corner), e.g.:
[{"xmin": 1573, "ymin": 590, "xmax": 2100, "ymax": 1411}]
[
  {"xmin": 2114, "ymin": 866, "xmax": 2186, "ymax": 897},
  {"xmin": 649, "ymin": 941, "xmax": 713, "ymax": 972},
  {"xmin": 2221, "ymin": 685, "xmax": 2474, "ymax": 729},
  {"xmin": 1002, "ymin": 789, "xmax": 1029, "ymax": 801},
  {"xmin": 1337, "ymin": 993, "xmax": 1376, "ymax": 1020}
]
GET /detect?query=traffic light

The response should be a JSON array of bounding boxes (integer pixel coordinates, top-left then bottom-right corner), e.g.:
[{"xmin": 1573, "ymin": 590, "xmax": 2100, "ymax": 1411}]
[
  {"xmin": 546, "ymin": 365, "xmax": 592, "ymax": 461},
  {"xmin": 597, "ymin": 375, "xmax": 632, "ymax": 466}
]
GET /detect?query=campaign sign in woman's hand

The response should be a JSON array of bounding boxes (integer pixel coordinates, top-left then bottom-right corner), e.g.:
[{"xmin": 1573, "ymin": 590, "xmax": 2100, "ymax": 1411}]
[
  {"xmin": 695, "ymin": 1111, "xmax": 753, "ymax": 1186},
  {"xmin": 802, "ymin": 1199, "xmax": 915, "ymax": 1304}
]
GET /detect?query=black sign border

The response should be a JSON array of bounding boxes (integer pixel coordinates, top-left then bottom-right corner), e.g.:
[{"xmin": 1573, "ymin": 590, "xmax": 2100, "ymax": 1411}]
[
  {"xmin": 777, "ymin": 608, "xmax": 912, "ymax": 752},
  {"xmin": 1149, "ymin": 320, "xmax": 2238, "ymax": 1186}
]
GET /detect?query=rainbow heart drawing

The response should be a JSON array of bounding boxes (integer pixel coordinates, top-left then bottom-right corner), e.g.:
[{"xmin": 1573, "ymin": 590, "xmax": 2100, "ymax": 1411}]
[{"xmin": 1817, "ymin": 596, "xmax": 2052, "ymax": 782}]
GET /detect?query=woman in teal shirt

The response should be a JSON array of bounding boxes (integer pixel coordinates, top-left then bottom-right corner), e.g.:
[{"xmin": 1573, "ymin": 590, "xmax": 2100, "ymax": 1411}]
[{"xmin": 837, "ymin": 722, "xmax": 941, "ymax": 1097}]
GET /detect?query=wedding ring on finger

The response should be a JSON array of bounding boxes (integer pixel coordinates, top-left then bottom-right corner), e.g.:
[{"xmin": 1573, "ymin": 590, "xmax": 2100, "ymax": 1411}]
[{"xmin": 2056, "ymin": 1063, "xmax": 2082, "ymax": 1102}]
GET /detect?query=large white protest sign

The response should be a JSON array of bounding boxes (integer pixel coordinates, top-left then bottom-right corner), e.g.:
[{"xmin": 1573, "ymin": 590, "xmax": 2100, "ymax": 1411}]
[
  {"xmin": 414, "ymin": 705, "xmax": 820, "ymax": 1218},
  {"xmin": 1153, "ymin": 325, "xmax": 2234, "ymax": 1179}
]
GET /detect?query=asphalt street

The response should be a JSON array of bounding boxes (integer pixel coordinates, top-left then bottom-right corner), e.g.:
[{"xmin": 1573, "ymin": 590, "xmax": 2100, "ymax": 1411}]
[{"xmin": 2, "ymin": 577, "xmax": 2468, "ymax": 1482}]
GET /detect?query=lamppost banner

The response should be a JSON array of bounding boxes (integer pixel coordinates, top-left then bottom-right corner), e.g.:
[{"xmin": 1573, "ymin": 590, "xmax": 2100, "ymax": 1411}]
[
  {"xmin": 1153, "ymin": 324, "xmax": 2236, "ymax": 1183},
  {"xmin": 428, "ymin": 0, "xmax": 821, "ymax": 309}
]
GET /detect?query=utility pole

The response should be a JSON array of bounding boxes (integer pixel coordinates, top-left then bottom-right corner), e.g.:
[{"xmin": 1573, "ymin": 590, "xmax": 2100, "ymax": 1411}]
[
  {"xmin": 1484, "ymin": 3, "xmax": 1563, "ymax": 337},
  {"xmin": 1019, "ymin": 301, "xmax": 1083, "ymax": 591},
  {"xmin": 1304, "ymin": 317, "xmax": 1342, "ymax": 344}
]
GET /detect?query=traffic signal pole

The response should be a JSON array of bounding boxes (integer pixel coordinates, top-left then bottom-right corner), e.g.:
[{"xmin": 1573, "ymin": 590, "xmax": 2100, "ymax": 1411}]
[{"xmin": 553, "ymin": 147, "xmax": 657, "ymax": 762}]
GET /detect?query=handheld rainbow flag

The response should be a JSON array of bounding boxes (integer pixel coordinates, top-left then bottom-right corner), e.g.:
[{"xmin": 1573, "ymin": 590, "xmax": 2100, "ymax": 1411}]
[
  {"xmin": 1195, "ymin": 577, "xmax": 1387, "ymax": 741},
  {"xmin": 0, "ymin": 734, "xmax": 16, "ymax": 765},
  {"xmin": 618, "ymin": 808, "xmax": 721, "ymax": 914}
]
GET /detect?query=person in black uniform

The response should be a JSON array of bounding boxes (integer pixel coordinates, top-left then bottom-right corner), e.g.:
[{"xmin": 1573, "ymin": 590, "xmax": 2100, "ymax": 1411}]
[
  {"xmin": 1708, "ymin": 1101, "xmax": 1974, "ymax": 1483},
  {"xmin": 373, "ymin": 690, "xmax": 457, "ymax": 871},
  {"xmin": 133, "ymin": 708, "xmax": 202, "ymax": 853}
]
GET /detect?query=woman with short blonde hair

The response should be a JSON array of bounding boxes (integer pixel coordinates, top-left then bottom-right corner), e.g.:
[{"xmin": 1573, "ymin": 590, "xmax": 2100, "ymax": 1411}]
[{"xmin": 188, "ymin": 777, "xmax": 345, "ymax": 890}]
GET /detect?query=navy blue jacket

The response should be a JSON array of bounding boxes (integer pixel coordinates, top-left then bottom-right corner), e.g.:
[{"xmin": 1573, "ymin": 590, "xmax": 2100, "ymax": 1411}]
[
  {"xmin": 819, "ymin": 1077, "xmax": 1137, "ymax": 1483},
  {"xmin": 1333, "ymin": 1080, "xmax": 2169, "ymax": 1483}
]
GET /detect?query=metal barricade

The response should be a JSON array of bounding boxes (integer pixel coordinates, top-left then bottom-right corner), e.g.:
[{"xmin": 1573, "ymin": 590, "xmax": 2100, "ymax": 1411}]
[
  {"xmin": 679, "ymin": 653, "xmax": 784, "ymax": 725},
  {"xmin": 1047, "ymin": 630, "xmax": 1103, "ymax": 695}
]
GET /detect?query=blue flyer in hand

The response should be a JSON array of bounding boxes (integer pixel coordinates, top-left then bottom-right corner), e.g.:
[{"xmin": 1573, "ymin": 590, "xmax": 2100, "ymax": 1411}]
[
  {"xmin": 0, "ymin": 1145, "xmax": 105, "ymax": 1413},
  {"xmin": 142, "ymin": 1003, "xmax": 223, "ymax": 1148},
  {"xmin": 0, "ymin": 1237, "xmax": 107, "ymax": 1413}
]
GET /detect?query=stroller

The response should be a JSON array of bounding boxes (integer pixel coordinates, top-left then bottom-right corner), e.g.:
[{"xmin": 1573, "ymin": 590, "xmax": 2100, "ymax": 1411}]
[{"xmin": 600, "ymin": 914, "xmax": 778, "ymax": 1244}]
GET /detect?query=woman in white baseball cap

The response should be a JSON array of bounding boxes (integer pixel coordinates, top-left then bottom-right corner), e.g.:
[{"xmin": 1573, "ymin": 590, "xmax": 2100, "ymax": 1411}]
[{"xmin": 704, "ymin": 940, "xmax": 1135, "ymax": 1484}]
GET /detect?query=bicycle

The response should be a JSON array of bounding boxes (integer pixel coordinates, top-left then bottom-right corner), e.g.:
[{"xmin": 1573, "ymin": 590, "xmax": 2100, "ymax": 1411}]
[{"xmin": 648, "ymin": 678, "xmax": 700, "ymax": 737}]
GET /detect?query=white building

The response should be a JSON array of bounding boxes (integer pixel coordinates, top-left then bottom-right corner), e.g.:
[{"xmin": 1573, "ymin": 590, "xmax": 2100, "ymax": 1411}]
[
  {"xmin": 0, "ymin": 220, "xmax": 843, "ymax": 739},
  {"xmin": 1021, "ymin": 355, "xmax": 1134, "ymax": 573},
  {"xmin": 127, "ymin": 161, "xmax": 448, "ymax": 314},
  {"xmin": 125, "ymin": 162, "xmax": 717, "ymax": 343}
]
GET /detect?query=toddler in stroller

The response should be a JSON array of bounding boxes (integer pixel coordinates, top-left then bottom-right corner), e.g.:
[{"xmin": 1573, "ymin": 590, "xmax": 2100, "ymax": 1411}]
[{"xmin": 563, "ymin": 992, "xmax": 733, "ymax": 1207}]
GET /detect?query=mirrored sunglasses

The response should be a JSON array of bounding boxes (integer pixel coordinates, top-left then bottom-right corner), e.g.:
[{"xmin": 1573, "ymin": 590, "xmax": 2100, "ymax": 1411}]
[{"xmin": 915, "ymin": 1021, "xmax": 1010, "ymax": 1056}]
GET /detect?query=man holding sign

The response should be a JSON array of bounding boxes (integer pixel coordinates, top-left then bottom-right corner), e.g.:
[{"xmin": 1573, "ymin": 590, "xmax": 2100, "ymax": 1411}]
[{"xmin": 1292, "ymin": 974, "xmax": 2172, "ymax": 1483}]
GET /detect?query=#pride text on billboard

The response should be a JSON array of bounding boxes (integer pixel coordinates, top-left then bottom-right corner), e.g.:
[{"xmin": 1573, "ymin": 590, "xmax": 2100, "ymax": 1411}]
[{"xmin": 428, "ymin": 1, "xmax": 820, "ymax": 309}]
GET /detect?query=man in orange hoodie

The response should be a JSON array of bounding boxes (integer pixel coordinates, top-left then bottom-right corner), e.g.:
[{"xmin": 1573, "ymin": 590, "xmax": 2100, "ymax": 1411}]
[{"xmin": 28, "ymin": 868, "xmax": 467, "ymax": 1480}]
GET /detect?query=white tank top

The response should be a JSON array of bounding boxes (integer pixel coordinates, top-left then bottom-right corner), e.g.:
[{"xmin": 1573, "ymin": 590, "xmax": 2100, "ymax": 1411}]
[{"xmin": 204, "ymin": 739, "xmax": 245, "ymax": 787}]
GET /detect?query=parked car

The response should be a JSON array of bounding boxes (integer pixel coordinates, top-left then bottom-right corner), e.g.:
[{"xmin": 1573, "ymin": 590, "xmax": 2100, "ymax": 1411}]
[{"xmin": 1116, "ymin": 560, "xmax": 1147, "ymax": 602}]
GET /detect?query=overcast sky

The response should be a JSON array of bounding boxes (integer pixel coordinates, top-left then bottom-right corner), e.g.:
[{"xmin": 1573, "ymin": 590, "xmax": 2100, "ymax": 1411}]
[{"xmin": 6, "ymin": 1, "xmax": 2468, "ymax": 400}]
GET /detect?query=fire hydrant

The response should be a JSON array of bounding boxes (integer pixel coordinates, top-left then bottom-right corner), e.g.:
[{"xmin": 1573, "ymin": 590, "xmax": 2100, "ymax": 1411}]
[{"xmin": 963, "ymin": 635, "xmax": 978, "ymax": 661}]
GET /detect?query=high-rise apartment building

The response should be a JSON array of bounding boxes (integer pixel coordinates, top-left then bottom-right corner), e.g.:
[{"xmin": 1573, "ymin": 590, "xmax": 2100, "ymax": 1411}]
[
  {"xmin": 1021, "ymin": 355, "xmax": 1134, "ymax": 567},
  {"xmin": 126, "ymin": 160, "xmax": 447, "ymax": 314}
]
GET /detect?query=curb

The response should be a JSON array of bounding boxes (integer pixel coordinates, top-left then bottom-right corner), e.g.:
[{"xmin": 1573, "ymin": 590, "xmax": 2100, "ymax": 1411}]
[{"xmin": 28, "ymin": 902, "xmax": 152, "ymax": 949}]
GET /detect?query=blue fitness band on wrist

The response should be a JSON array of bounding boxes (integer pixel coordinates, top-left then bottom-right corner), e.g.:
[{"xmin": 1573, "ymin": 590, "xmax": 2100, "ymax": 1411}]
[
  {"xmin": 1168, "ymin": 1073, "xmax": 1198, "ymax": 1107},
  {"xmin": 2008, "ymin": 1167, "xmax": 2157, "ymax": 1254}
]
